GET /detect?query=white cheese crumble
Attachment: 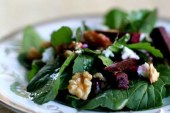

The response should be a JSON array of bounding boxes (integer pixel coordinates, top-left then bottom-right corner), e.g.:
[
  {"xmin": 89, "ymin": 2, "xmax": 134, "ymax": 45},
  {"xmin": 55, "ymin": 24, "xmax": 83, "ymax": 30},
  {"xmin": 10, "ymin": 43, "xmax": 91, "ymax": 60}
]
[
  {"xmin": 75, "ymin": 49, "xmax": 82, "ymax": 54},
  {"xmin": 121, "ymin": 47, "xmax": 139, "ymax": 60},
  {"xmin": 42, "ymin": 47, "xmax": 54, "ymax": 63},
  {"xmin": 139, "ymin": 33, "xmax": 152, "ymax": 42},
  {"xmin": 102, "ymin": 48, "xmax": 114, "ymax": 58},
  {"xmin": 137, "ymin": 62, "xmax": 150, "ymax": 78}
]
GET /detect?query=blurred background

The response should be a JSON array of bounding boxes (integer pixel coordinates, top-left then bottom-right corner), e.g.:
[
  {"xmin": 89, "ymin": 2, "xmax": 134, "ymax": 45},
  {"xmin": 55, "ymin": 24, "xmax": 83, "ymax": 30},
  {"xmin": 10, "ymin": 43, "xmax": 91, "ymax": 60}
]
[
  {"xmin": 1, "ymin": 0, "xmax": 170, "ymax": 39},
  {"xmin": 0, "ymin": 0, "xmax": 170, "ymax": 112}
]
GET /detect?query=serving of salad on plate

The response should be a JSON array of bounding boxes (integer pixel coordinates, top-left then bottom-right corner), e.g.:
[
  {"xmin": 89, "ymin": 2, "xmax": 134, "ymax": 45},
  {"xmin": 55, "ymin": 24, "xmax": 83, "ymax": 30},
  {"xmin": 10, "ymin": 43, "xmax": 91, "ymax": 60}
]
[{"xmin": 9, "ymin": 8, "xmax": 170, "ymax": 112}]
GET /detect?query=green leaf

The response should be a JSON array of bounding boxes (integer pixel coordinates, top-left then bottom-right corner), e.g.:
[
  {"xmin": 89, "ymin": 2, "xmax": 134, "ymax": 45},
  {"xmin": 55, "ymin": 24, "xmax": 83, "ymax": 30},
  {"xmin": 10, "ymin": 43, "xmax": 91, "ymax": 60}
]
[
  {"xmin": 127, "ymin": 81, "xmax": 162, "ymax": 110},
  {"xmin": 27, "ymin": 60, "xmax": 45, "ymax": 82},
  {"xmin": 51, "ymin": 26, "xmax": 72, "ymax": 46},
  {"xmin": 104, "ymin": 9, "xmax": 157, "ymax": 33},
  {"xmin": 66, "ymin": 95, "xmax": 86, "ymax": 108},
  {"xmin": 109, "ymin": 34, "xmax": 130, "ymax": 52},
  {"xmin": 127, "ymin": 9, "xmax": 157, "ymax": 33},
  {"xmin": 82, "ymin": 21, "xmax": 91, "ymax": 31},
  {"xmin": 82, "ymin": 90, "xmax": 128, "ymax": 110},
  {"xmin": 104, "ymin": 9, "xmax": 127, "ymax": 30},
  {"xmin": 117, "ymin": 34, "xmax": 131, "ymax": 44},
  {"xmin": 126, "ymin": 42, "xmax": 163, "ymax": 58},
  {"xmin": 22, "ymin": 26, "xmax": 43, "ymax": 53},
  {"xmin": 98, "ymin": 55, "xmax": 113, "ymax": 66},
  {"xmin": 75, "ymin": 27, "xmax": 82, "ymax": 42},
  {"xmin": 27, "ymin": 53, "xmax": 75, "ymax": 104},
  {"xmin": 83, "ymin": 48, "xmax": 102, "ymax": 55},
  {"xmin": 59, "ymin": 68, "xmax": 72, "ymax": 90},
  {"xmin": 73, "ymin": 54, "xmax": 95, "ymax": 74}
]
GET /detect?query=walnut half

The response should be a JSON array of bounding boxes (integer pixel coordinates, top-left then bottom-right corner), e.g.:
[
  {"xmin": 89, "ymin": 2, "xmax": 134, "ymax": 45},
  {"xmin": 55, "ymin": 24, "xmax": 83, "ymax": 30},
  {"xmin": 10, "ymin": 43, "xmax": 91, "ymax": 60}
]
[{"xmin": 68, "ymin": 71, "xmax": 92, "ymax": 100}]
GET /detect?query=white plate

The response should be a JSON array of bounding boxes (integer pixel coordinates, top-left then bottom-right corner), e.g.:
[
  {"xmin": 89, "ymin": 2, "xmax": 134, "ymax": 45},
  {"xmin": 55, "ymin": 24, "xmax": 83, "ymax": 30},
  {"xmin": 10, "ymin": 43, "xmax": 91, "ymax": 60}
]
[{"xmin": 0, "ymin": 16, "xmax": 170, "ymax": 113}]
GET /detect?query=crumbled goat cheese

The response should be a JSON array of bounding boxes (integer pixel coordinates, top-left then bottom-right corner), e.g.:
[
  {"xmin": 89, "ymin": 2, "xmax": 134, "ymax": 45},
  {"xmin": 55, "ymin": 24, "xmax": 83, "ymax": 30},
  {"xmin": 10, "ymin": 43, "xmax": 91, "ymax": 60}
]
[
  {"xmin": 75, "ymin": 49, "xmax": 82, "ymax": 54},
  {"xmin": 42, "ymin": 47, "xmax": 54, "ymax": 63},
  {"xmin": 140, "ymin": 33, "xmax": 152, "ymax": 42},
  {"xmin": 137, "ymin": 62, "xmax": 150, "ymax": 78},
  {"xmin": 121, "ymin": 47, "xmax": 139, "ymax": 60},
  {"xmin": 103, "ymin": 48, "xmax": 114, "ymax": 58}
]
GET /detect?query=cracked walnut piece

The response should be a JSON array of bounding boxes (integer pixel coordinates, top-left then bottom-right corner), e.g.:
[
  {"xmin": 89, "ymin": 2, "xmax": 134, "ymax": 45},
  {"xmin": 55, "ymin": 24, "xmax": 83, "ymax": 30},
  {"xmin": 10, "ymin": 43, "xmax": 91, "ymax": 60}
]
[
  {"xmin": 149, "ymin": 63, "xmax": 159, "ymax": 84},
  {"xmin": 68, "ymin": 71, "xmax": 92, "ymax": 100}
]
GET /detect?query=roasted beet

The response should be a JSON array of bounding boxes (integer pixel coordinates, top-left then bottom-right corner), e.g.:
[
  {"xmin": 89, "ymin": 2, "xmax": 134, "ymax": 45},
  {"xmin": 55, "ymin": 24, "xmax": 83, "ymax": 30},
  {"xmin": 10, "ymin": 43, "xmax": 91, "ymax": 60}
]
[
  {"xmin": 104, "ymin": 58, "xmax": 138, "ymax": 72},
  {"xmin": 150, "ymin": 27, "xmax": 170, "ymax": 63},
  {"xmin": 112, "ymin": 72, "xmax": 129, "ymax": 89},
  {"xmin": 130, "ymin": 33, "xmax": 140, "ymax": 43}
]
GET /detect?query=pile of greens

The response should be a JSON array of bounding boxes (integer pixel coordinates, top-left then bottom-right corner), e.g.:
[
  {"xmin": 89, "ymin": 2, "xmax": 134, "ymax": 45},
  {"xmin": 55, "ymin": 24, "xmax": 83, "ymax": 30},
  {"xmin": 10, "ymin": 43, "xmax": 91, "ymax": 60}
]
[{"xmin": 17, "ymin": 8, "xmax": 170, "ymax": 111}]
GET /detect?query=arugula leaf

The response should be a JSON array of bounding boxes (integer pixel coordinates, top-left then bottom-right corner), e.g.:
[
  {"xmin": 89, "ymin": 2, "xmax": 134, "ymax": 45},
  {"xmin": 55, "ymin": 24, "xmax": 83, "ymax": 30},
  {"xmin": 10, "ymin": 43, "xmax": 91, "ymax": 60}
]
[
  {"xmin": 127, "ymin": 81, "xmax": 162, "ymax": 110},
  {"xmin": 59, "ymin": 68, "xmax": 72, "ymax": 90},
  {"xmin": 75, "ymin": 27, "xmax": 82, "ymax": 42},
  {"xmin": 104, "ymin": 9, "xmax": 157, "ymax": 33},
  {"xmin": 27, "ymin": 60, "xmax": 45, "ymax": 82},
  {"xmin": 83, "ymin": 48, "xmax": 102, "ymax": 55},
  {"xmin": 82, "ymin": 21, "xmax": 91, "ymax": 31},
  {"xmin": 109, "ymin": 34, "xmax": 130, "ymax": 52},
  {"xmin": 104, "ymin": 9, "xmax": 127, "ymax": 30},
  {"xmin": 66, "ymin": 95, "xmax": 86, "ymax": 108},
  {"xmin": 22, "ymin": 26, "xmax": 43, "ymax": 53},
  {"xmin": 82, "ymin": 90, "xmax": 128, "ymax": 110},
  {"xmin": 27, "ymin": 53, "xmax": 75, "ymax": 104},
  {"xmin": 98, "ymin": 55, "xmax": 113, "ymax": 66},
  {"xmin": 126, "ymin": 42, "xmax": 163, "ymax": 58},
  {"xmin": 127, "ymin": 9, "xmax": 157, "ymax": 33},
  {"xmin": 51, "ymin": 26, "xmax": 72, "ymax": 46},
  {"xmin": 73, "ymin": 54, "xmax": 95, "ymax": 74}
]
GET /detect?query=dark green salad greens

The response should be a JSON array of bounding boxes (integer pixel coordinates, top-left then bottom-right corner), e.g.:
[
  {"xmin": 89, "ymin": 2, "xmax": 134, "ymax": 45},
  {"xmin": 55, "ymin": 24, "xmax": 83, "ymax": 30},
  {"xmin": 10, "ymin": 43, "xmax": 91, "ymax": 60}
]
[{"xmin": 18, "ymin": 8, "xmax": 170, "ymax": 111}]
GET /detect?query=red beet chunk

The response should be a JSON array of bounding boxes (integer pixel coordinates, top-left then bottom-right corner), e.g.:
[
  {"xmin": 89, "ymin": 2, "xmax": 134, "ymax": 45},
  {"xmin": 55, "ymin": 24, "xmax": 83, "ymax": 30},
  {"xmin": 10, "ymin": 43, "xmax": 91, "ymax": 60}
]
[
  {"xmin": 104, "ymin": 58, "xmax": 138, "ymax": 72},
  {"xmin": 150, "ymin": 27, "xmax": 170, "ymax": 62},
  {"xmin": 112, "ymin": 72, "xmax": 129, "ymax": 89},
  {"xmin": 130, "ymin": 33, "xmax": 140, "ymax": 43}
]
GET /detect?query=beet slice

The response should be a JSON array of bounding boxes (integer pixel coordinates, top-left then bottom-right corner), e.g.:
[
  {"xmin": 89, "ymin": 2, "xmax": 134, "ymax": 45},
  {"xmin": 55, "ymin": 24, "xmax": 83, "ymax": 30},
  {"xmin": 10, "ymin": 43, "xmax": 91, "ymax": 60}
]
[
  {"xmin": 112, "ymin": 72, "xmax": 129, "ymax": 89},
  {"xmin": 150, "ymin": 27, "xmax": 170, "ymax": 62},
  {"xmin": 104, "ymin": 58, "xmax": 138, "ymax": 72}
]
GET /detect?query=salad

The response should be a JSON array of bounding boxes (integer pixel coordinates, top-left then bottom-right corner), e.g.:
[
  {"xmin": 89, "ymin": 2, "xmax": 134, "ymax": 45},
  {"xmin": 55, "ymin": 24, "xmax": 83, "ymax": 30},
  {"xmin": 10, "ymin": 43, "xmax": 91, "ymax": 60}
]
[{"xmin": 18, "ymin": 8, "xmax": 170, "ymax": 111}]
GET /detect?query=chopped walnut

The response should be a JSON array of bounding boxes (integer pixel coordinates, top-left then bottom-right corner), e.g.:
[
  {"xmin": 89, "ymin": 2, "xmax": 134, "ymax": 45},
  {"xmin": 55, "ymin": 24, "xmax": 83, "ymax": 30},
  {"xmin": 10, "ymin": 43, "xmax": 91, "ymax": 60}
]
[
  {"xmin": 69, "ymin": 41, "xmax": 83, "ymax": 50},
  {"xmin": 94, "ymin": 73, "xmax": 106, "ymax": 81},
  {"xmin": 83, "ymin": 31, "xmax": 112, "ymax": 49},
  {"xmin": 137, "ymin": 62, "xmax": 159, "ymax": 84},
  {"xmin": 64, "ymin": 50, "xmax": 73, "ymax": 57},
  {"xmin": 41, "ymin": 41, "xmax": 51, "ymax": 48},
  {"xmin": 149, "ymin": 63, "xmax": 159, "ymax": 84},
  {"xmin": 27, "ymin": 47, "xmax": 41, "ymax": 60},
  {"xmin": 68, "ymin": 71, "xmax": 92, "ymax": 100}
]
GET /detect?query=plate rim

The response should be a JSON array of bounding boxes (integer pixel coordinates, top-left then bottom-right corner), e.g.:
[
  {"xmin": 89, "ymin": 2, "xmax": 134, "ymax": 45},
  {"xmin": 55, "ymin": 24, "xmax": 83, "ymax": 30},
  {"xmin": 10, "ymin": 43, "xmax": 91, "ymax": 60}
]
[{"xmin": 0, "ymin": 14, "xmax": 170, "ymax": 113}]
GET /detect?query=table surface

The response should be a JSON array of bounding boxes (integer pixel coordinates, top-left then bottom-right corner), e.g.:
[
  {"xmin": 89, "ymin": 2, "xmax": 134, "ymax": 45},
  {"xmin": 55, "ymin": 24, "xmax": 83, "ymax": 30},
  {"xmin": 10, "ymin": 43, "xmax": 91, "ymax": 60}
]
[{"xmin": 0, "ymin": 0, "xmax": 170, "ymax": 112}]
